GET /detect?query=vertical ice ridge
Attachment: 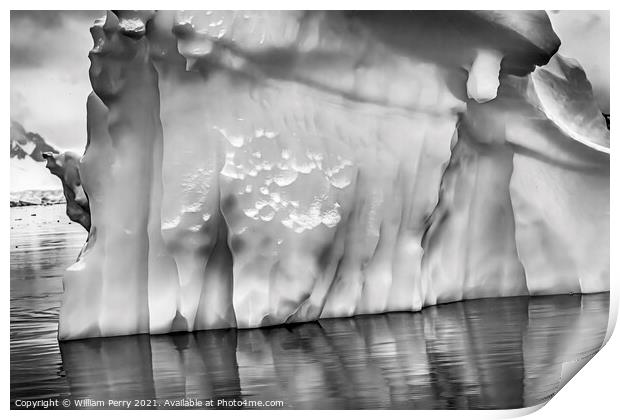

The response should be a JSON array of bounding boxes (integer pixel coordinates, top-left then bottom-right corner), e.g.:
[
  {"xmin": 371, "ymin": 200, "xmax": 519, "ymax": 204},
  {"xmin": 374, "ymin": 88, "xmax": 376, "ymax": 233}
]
[
  {"xmin": 148, "ymin": 10, "xmax": 237, "ymax": 332},
  {"xmin": 58, "ymin": 92, "xmax": 112, "ymax": 340},
  {"xmin": 61, "ymin": 10, "xmax": 159, "ymax": 338},
  {"xmin": 419, "ymin": 106, "xmax": 530, "ymax": 306},
  {"xmin": 97, "ymin": 12, "xmax": 157, "ymax": 337},
  {"xmin": 501, "ymin": 153, "xmax": 530, "ymax": 299},
  {"xmin": 418, "ymin": 127, "xmax": 460, "ymax": 304},
  {"xmin": 503, "ymin": 63, "xmax": 609, "ymax": 296}
]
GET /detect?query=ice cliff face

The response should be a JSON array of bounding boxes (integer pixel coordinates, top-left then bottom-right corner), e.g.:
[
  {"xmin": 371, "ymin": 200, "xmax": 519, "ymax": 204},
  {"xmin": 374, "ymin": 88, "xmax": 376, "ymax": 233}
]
[{"xmin": 58, "ymin": 10, "xmax": 609, "ymax": 340}]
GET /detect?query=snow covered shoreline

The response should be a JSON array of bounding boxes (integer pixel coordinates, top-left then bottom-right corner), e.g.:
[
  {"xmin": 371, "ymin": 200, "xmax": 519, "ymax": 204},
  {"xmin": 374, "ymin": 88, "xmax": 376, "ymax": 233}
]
[{"xmin": 10, "ymin": 189, "xmax": 66, "ymax": 207}]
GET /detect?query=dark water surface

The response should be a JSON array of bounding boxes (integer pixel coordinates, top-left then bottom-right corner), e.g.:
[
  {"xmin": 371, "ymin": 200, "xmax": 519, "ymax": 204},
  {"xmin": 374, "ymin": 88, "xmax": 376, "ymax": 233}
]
[{"xmin": 10, "ymin": 205, "xmax": 610, "ymax": 409}]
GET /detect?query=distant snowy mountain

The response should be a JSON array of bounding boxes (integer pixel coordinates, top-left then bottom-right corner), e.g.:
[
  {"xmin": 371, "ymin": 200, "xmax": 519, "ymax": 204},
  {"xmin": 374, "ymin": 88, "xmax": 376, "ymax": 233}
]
[
  {"xmin": 10, "ymin": 120, "xmax": 65, "ymax": 205},
  {"xmin": 10, "ymin": 120, "xmax": 58, "ymax": 161}
]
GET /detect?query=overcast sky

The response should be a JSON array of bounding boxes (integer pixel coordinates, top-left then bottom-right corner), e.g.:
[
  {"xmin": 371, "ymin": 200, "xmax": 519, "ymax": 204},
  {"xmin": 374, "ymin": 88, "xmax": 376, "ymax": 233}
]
[
  {"xmin": 10, "ymin": 10, "xmax": 610, "ymax": 153},
  {"xmin": 10, "ymin": 10, "xmax": 103, "ymax": 153}
]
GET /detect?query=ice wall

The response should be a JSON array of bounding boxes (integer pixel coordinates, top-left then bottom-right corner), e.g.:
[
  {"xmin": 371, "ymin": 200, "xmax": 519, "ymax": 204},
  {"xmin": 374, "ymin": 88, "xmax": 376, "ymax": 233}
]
[{"xmin": 58, "ymin": 10, "xmax": 609, "ymax": 340}]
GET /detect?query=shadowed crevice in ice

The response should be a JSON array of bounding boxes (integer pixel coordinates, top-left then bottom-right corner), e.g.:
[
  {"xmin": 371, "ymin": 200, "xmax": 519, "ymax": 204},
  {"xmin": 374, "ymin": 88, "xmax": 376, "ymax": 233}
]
[{"xmin": 420, "ymin": 115, "xmax": 528, "ymax": 304}]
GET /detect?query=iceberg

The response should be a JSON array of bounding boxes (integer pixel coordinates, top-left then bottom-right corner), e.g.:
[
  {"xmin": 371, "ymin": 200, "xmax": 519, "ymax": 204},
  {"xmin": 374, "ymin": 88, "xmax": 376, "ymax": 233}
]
[
  {"xmin": 57, "ymin": 10, "xmax": 609, "ymax": 340},
  {"xmin": 42, "ymin": 151, "xmax": 91, "ymax": 231}
]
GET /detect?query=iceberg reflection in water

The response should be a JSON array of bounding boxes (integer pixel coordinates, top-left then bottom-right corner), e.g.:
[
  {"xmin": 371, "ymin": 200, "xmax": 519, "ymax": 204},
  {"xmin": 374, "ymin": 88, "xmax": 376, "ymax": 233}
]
[
  {"xmin": 57, "ymin": 294, "xmax": 608, "ymax": 409},
  {"xmin": 9, "ymin": 206, "xmax": 610, "ymax": 409}
]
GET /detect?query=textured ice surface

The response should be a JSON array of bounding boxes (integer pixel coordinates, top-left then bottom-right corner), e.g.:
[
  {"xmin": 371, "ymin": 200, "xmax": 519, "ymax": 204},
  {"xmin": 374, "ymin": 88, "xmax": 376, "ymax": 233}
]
[
  {"xmin": 58, "ymin": 11, "xmax": 609, "ymax": 340},
  {"xmin": 42, "ymin": 152, "xmax": 91, "ymax": 231}
]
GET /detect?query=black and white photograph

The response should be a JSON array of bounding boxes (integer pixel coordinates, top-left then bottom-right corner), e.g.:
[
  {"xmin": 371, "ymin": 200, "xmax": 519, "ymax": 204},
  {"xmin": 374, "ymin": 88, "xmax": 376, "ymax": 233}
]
[{"xmin": 8, "ymin": 5, "xmax": 614, "ymax": 413}]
